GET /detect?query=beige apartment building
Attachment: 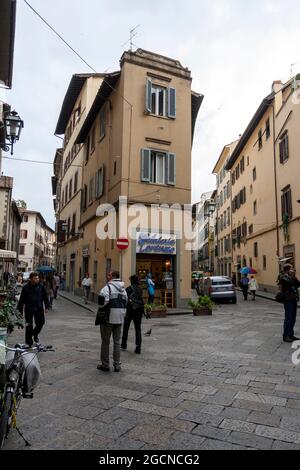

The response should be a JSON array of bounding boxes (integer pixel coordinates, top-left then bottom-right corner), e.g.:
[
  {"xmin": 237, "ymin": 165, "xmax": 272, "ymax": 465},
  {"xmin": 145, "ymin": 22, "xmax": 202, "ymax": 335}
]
[
  {"xmin": 53, "ymin": 73, "xmax": 106, "ymax": 291},
  {"xmin": 212, "ymin": 140, "xmax": 238, "ymax": 277},
  {"xmin": 18, "ymin": 209, "xmax": 55, "ymax": 271},
  {"xmin": 226, "ymin": 78, "xmax": 300, "ymax": 292},
  {"xmin": 54, "ymin": 49, "xmax": 203, "ymax": 307}
]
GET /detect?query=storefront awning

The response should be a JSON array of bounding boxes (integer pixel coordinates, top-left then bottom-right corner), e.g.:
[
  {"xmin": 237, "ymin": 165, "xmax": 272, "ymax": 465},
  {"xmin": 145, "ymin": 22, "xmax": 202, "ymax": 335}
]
[{"xmin": 0, "ymin": 249, "xmax": 17, "ymax": 260}]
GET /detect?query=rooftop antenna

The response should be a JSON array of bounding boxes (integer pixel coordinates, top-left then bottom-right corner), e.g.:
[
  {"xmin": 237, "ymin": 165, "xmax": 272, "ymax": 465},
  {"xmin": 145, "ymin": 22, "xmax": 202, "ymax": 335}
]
[
  {"xmin": 290, "ymin": 60, "xmax": 300, "ymax": 78},
  {"xmin": 121, "ymin": 25, "xmax": 140, "ymax": 52}
]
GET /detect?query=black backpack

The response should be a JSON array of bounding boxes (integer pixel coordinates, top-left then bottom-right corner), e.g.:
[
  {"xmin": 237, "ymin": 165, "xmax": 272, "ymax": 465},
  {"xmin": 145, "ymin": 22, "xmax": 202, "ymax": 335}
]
[{"xmin": 128, "ymin": 285, "xmax": 144, "ymax": 310}]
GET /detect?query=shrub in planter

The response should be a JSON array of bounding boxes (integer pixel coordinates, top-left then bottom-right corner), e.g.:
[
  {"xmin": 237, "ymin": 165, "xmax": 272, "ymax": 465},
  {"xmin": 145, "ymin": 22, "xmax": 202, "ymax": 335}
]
[
  {"xmin": 188, "ymin": 295, "xmax": 216, "ymax": 316},
  {"xmin": 144, "ymin": 304, "xmax": 168, "ymax": 318}
]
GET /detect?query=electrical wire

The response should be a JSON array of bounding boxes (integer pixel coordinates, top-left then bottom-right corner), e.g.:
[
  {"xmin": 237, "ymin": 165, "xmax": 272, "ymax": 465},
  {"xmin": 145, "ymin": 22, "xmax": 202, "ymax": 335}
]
[
  {"xmin": 1, "ymin": 155, "xmax": 82, "ymax": 168},
  {"xmin": 23, "ymin": 0, "xmax": 133, "ymax": 108},
  {"xmin": 23, "ymin": 0, "xmax": 97, "ymax": 73}
]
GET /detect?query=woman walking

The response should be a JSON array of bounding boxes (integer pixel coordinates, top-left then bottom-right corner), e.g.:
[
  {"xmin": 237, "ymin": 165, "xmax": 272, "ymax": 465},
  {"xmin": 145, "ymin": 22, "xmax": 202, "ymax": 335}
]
[
  {"xmin": 249, "ymin": 276, "xmax": 259, "ymax": 301},
  {"xmin": 146, "ymin": 273, "xmax": 155, "ymax": 305},
  {"xmin": 121, "ymin": 275, "xmax": 144, "ymax": 354}
]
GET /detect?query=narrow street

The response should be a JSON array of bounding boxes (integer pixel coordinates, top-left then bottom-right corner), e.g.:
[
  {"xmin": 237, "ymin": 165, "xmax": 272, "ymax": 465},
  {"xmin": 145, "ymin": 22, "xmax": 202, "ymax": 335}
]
[{"xmin": 3, "ymin": 293, "xmax": 300, "ymax": 451}]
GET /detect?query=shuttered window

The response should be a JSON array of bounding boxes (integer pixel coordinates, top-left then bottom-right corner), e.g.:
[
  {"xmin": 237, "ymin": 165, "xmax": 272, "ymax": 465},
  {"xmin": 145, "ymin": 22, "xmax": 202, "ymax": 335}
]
[
  {"xmin": 145, "ymin": 79, "xmax": 176, "ymax": 119},
  {"xmin": 141, "ymin": 149, "xmax": 176, "ymax": 185}
]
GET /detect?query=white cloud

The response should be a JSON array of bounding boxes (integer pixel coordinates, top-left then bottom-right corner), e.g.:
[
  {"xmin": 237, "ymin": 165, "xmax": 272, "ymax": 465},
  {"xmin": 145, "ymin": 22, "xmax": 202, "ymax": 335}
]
[{"xmin": 3, "ymin": 0, "xmax": 300, "ymax": 223}]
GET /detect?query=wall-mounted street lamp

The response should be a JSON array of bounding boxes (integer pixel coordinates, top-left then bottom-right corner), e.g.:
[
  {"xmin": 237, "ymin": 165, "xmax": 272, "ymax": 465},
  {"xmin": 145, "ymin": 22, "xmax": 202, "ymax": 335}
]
[
  {"xmin": 204, "ymin": 200, "xmax": 216, "ymax": 218},
  {"xmin": 0, "ymin": 110, "xmax": 24, "ymax": 155}
]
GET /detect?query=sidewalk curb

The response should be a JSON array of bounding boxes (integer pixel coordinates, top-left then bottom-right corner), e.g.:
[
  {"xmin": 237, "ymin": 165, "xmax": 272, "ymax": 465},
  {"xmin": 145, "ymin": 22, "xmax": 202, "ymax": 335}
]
[
  {"xmin": 58, "ymin": 292, "xmax": 193, "ymax": 316},
  {"xmin": 237, "ymin": 289, "xmax": 300, "ymax": 307},
  {"xmin": 58, "ymin": 292, "xmax": 96, "ymax": 314}
]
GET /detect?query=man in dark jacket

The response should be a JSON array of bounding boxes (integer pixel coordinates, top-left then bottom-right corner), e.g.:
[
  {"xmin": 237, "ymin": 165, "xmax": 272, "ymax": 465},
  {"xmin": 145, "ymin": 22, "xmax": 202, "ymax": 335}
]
[
  {"xmin": 121, "ymin": 275, "xmax": 144, "ymax": 355},
  {"xmin": 17, "ymin": 272, "xmax": 50, "ymax": 347},
  {"xmin": 278, "ymin": 264, "xmax": 300, "ymax": 343}
]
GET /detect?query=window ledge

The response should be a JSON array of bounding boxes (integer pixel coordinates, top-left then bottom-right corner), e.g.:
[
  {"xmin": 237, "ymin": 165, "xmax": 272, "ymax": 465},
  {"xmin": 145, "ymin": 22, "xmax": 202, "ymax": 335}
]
[{"xmin": 144, "ymin": 112, "xmax": 174, "ymax": 121}]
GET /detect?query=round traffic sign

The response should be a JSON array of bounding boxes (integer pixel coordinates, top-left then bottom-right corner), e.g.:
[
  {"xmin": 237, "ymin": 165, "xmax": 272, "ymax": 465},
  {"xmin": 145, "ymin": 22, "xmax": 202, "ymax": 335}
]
[{"xmin": 116, "ymin": 237, "xmax": 129, "ymax": 250}]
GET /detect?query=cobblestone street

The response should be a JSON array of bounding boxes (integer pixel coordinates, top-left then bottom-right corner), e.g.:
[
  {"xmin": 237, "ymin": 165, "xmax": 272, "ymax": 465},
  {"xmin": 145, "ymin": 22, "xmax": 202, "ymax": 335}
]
[{"xmin": 3, "ymin": 293, "xmax": 300, "ymax": 451}]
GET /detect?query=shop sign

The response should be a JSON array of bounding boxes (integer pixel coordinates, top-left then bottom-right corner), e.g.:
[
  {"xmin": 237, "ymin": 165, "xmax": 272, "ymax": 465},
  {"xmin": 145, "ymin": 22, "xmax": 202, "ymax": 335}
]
[{"xmin": 136, "ymin": 233, "xmax": 176, "ymax": 255}]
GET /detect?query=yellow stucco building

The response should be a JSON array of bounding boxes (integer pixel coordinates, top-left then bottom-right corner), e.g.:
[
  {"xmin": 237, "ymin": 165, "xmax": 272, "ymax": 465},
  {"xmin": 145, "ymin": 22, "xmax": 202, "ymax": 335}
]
[
  {"xmin": 226, "ymin": 78, "xmax": 300, "ymax": 292},
  {"xmin": 53, "ymin": 49, "xmax": 203, "ymax": 307}
]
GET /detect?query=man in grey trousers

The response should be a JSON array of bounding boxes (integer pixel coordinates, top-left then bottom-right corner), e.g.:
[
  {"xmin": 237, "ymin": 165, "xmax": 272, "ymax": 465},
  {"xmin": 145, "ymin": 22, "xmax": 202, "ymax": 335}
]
[{"xmin": 98, "ymin": 271, "xmax": 127, "ymax": 372}]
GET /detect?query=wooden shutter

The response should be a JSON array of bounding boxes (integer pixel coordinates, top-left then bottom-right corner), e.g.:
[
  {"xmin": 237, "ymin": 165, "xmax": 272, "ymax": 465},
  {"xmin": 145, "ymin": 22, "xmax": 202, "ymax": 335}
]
[
  {"xmin": 166, "ymin": 153, "xmax": 176, "ymax": 185},
  {"xmin": 141, "ymin": 149, "xmax": 151, "ymax": 182},
  {"xmin": 281, "ymin": 194, "xmax": 285, "ymax": 220},
  {"xmin": 145, "ymin": 79, "xmax": 152, "ymax": 113},
  {"xmin": 168, "ymin": 87, "xmax": 176, "ymax": 118},
  {"xmin": 280, "ymin": 140, "xmax": 284, "ymax": 163},
  {"xmin": 287, "ymin": 188, "xmax": 292, "ymax": 219},
  {"xmin": 95, "ymin": 167, "xmax": 104, "ymax": 198}
]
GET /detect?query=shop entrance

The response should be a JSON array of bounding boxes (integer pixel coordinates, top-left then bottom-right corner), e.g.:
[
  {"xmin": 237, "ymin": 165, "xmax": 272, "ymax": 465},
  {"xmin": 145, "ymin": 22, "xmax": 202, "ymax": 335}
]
[{"xmin": 136, "ymin": 254, "xmax": 176, "ymax": 308}]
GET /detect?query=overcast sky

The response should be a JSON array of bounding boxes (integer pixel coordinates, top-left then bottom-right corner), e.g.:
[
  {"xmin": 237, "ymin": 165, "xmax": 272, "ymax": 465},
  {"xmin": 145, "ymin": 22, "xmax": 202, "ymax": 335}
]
[{"xmin": 1, "ymin": 0, "xmax": 300, "ymax": 229}]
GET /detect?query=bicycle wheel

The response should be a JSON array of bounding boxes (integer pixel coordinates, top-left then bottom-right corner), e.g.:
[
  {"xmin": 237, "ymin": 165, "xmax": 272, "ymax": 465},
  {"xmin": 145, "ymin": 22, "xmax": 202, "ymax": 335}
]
[{"xmin": 0, "ymin": 391, "xmax": 13, "ymax": 449}]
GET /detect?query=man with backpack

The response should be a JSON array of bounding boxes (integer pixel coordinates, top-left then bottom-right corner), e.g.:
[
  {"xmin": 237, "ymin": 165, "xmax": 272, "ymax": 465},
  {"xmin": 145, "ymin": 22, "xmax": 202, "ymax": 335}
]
[
  {"xmin": 121, "ymin": 275, "xmax": 145, "ymax": 355},
  {"xmin": 97, "ymin": 271, "xmax": 127, "ymax": 372}
]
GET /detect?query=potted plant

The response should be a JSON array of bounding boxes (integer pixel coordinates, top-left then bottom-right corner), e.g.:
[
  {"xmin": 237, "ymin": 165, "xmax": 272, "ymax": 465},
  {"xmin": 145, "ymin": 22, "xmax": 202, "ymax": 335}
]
[
  {"xmin": 144, "ymin": 304, "xmax": 168, "ymax": 318},
  {"xmin": 0, "ymin": 300, "xmax": 24, "ymax": 338},
  {"xmin": 188, "ymin": 295, "xmax": 216, "ymax": 316}
]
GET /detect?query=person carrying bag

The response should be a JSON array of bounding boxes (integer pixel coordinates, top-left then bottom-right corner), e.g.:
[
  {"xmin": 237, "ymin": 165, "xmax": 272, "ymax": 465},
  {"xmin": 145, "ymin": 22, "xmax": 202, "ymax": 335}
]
[{"xmin": 96, "ymin": 271, "xmax": 127, "ymax": 372}]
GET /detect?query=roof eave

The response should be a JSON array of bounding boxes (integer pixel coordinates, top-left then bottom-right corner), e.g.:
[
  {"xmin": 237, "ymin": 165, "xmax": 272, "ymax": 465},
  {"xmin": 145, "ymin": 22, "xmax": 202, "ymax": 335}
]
[
  {"xmin": 0, "ymin": 0, "xmax": 16, "ymax": 89},
  {"xmin": 226, "ymin": 94, "xmax": 274, "ymax": 170}
]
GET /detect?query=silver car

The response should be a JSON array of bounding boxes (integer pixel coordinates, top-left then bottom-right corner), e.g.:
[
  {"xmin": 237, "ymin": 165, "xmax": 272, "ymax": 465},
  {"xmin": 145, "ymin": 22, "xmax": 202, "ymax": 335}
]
[{"xmin": 197, "ymin": 276, "xmax": 237, "ymax": 303}]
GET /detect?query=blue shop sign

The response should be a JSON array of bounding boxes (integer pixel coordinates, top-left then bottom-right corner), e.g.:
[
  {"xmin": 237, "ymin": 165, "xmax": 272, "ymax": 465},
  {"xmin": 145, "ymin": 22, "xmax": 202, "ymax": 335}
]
[{"xmin": 136, "ymin": 233, "xmax": 176, "ymax": 255}]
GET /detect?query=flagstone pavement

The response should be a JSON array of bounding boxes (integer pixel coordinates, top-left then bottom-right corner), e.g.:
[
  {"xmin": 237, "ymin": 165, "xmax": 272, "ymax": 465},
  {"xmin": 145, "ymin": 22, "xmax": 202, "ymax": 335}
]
[{"xmin": 3, "ymin": 293, "xmax": 300, "ymax": 451}]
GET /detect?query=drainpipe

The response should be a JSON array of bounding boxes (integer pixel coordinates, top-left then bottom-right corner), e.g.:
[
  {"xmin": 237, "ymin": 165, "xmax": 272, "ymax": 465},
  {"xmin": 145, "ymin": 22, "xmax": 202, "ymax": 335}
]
[{"xmin": 270, "ymin": 103, "xmax": 280, "ymax": 264}]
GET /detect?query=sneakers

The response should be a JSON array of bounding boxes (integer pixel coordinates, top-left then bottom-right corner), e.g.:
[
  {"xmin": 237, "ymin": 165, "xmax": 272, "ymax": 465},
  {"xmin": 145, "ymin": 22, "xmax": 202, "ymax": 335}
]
[
  {"xmin": 114, "ymin": 365, "xmax": 121, "ymax": 372},
  {"xmin": 121, "ymin": 345, "xmax": 127, "ymax": 351},
  {"xmin": 97, "ymin": 365, "xmax": 110, "ymax": 372},
  {"xmin": 291, "ymin": 336, "xmax": 300, "ymax": 341},
  {"xmin": 135, "ymin": 347, "xmax": 141, "ymax": 354}
]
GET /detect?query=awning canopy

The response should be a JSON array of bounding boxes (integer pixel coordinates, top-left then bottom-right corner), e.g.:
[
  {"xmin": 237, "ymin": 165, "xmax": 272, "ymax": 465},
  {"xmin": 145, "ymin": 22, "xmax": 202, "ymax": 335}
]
[{"xmin": 0, "ymin": 249, "xmax": 17, "ymax": 260}]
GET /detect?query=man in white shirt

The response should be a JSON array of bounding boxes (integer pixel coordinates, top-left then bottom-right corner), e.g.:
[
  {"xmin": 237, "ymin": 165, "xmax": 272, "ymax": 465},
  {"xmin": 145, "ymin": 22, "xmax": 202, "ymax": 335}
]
[
  {"xmin": 81, "ymin": 273, "xmax": 93, "ymax": 304},
  {"xmin": 97, "ymin": 271, "xmax": 127, "ymax": 372}
]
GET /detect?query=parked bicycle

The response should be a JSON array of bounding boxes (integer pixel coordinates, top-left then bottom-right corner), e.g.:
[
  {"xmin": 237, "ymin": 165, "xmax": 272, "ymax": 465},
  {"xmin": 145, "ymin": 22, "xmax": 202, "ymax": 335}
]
[{"xmin": 0, "ymin": 343, "xmax": 54, "ymax": 449}]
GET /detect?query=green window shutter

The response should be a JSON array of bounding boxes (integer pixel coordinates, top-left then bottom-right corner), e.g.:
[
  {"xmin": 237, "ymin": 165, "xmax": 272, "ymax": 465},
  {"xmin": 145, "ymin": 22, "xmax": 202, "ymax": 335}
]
[
  {"xmin": 95, "ymin": 167, "xmax": 105, "ymax": 198},
  {"xmin": 166, "ymin": 153, "xmax": 176, "ymax": 185},
  {"xmin": 99, "ymin": 166, "xmax": 104, "ymax": 197},
  {"xmin": 168, "ymin": 87, "xmax": 176, "ymax": 118},
  {"xmin": 145, "ymin": 79, "xmax": 152, "ymax": 113},
  {"xmin": 141, "ymin": 149, "xmax": 151, "ymax": 182}
]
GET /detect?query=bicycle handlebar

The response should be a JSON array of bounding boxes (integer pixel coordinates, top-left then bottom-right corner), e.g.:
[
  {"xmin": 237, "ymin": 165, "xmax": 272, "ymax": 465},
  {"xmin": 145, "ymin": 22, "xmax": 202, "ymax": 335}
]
[{"xmin": 0, "ymin": 344, "xmax": 55, "ymax": 353}]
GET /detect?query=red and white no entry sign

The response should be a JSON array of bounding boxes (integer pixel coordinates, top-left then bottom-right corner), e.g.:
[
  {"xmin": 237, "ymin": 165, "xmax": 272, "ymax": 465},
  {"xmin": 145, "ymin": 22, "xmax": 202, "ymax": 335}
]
[{"xmin": 116, "ymin": 237, "xmax": 129, "ymax": 250}]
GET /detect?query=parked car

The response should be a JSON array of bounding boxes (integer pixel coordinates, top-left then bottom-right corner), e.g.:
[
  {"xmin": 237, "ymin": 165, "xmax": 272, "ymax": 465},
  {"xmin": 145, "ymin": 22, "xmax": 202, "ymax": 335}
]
[
  {"xmin": 191, "ymin": 271, "xmax": 203, "ymax": 289},
  {"xmin": 197, "ymin": 276, "xmax": 237, "ymax": 303}
]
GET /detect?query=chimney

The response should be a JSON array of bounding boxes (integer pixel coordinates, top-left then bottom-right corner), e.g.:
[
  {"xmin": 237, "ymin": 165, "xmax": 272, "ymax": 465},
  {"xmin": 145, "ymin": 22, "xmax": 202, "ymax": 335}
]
[
  {"xmin": 272, "ymin": 80, "xmax": 283, "ymax": 114},
  {"xmin": 272, "ymin": 80, "xmax": 283, "ymax": 93}
]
